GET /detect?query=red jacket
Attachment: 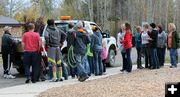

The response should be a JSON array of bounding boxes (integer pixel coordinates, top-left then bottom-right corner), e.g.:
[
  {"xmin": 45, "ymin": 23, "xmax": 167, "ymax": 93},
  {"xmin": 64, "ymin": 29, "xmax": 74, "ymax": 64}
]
[{"xmin": 122, "ymin": 30, "xmax": 132, "ymax": 49}]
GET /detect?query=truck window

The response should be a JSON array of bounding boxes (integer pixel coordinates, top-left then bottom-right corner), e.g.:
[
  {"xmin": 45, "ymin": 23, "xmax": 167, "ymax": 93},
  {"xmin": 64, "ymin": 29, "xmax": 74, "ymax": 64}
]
[
  {"xmin": 90, "ymin": 24, "xmax": 102, "ymax": 33},
  {"xmin": 56, "ymin": 23, "xmax": 69, "ymax": 32}
]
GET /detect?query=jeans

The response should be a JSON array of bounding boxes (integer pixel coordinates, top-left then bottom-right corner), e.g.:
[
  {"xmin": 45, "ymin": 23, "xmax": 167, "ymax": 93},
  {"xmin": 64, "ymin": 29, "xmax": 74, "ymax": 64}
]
[
  {"xmin": 48, "ymin": 64, "xmax": 53, "ymax": 80},
  {"xmin": 142, "ymin": 44, "xmax": 151, "ymax": 68},
  {"xmin": 136, "ymin": 47, "xmax": 142, "ymax": 67},
  {"xmin": 70, "ymin": 66, "xmax": 77, "ymax": 78},
  {"xmin": 93, "ymin": 50, "xmax": 103, "ymax": 75},
  {"xmin": 121, "ymin": 52, "xmax": 127, "ymax": 70},
  {"xmin": 126, "ymin": 48, "xmax": 132, "ymax": 72},
  {"xmin": 23, "ymin": 52, "xmax": 39, "ymax": 81},
  {"xmin": 170, "ymin": 49, "xmax": 178, "ymax": 66},
  {"xmin": 84, "ymin": 55, "xmax": 90, "ymax": 75},
  {"xmin": 157, "ymin": 48, "xmax": 166, "ymax": 66},
  {"xmin": 150, "ymin": 48, "xmax": 159, "ymax": 68},
  {"xmin": 75, "ymin": 54, "xmax": 88, "ymax": 77},
  {"xmin": 102, "ymin": 59, "xmax": 106, "ymax": 72},
  {"xmin": 88, "ymin": 56, "xmax": 94, "ymax": 74}
]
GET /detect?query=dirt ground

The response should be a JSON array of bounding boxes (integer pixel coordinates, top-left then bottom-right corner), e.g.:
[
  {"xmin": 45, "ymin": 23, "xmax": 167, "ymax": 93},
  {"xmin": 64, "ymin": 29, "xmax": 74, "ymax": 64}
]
[{"xmin": 39, "ymin": 66, "xmax": 180, "ymax": 97}]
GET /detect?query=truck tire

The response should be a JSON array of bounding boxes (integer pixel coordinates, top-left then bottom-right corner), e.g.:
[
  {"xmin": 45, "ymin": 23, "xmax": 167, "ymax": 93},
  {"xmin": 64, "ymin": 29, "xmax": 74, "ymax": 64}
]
[{"xmin": 107, "ymin": 49, "xmax": 116, "ymax": 67}]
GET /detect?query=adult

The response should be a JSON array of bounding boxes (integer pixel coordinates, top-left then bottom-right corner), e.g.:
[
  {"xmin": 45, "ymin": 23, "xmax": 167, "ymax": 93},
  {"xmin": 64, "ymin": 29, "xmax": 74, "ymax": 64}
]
[
  {"xmin": 167, "ymin": 23, "xmax": 179, "ymax": 68},
  {"xmin": 22, "ymin": 23, "xmax": 41, "ymax": 83},
  {"xmin": 45, "ymin": 19, "xmax": 66, "ymax": 82},
  {"xmin": 67, "ymin": 23, "xmax": 77, "ymax": 78},
  {"xmin": 91, "ymin": 26, "xmax": 103, "ymax": 76},
  {"xmin": 1, "ymin": 26, "xmax": 15, "ymax": 79},
  {"xmin": 34, "ymin": 17, "xmax": 45, "ymax": 36},
  {"xmin": 149, "ymin": 23, "xmax": 159, "ymax": 69},
  {"xmin": 141, "ymin": 24, "xmax": 152, "ymax": 68},
  {"xmin": 134, "ymin": 26, "xmax": 144, "ymax": 69},
  {"xmin": 34, "ymin": 17, "xmax": 46, "ymax": 81},
  {"xmin": 121, "ymin": 23, "xmax": 133, "ymax": 73},
  {"xmin": 157, "ymin": 24, "xmax": 167, "ymax": 67},
  {"xmin": 74, "ymin": 21, "xmax": 90, "ymax": 82},
  {"xmin": 117, "ymin": 24, "xmax": 127, "ymax": 72}
]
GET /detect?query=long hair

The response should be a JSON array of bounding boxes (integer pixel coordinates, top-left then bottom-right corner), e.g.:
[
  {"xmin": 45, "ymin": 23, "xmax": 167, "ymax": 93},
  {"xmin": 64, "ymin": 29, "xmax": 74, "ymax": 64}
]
[
  {"xmin": 157, "ymin": 24, "xmax": 163, "ymax": 33},
  {"xmin": 125, "ymin": 23, "xmax": 132, "ymax": 31}
]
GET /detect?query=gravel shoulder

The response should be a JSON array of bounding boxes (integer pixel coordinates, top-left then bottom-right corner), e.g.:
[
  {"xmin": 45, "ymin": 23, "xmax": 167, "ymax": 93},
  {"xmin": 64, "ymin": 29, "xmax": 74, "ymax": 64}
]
[{"xmin": 39, "ymin": 66, "xmax": 180, "ymax": 97}]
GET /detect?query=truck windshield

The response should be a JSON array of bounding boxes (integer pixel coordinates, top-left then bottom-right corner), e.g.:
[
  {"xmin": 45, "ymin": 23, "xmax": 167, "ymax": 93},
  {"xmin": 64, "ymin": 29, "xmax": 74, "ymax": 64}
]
[{"xmin": 55, "ymin": 23, "xmax": 69, "ymax": 33}]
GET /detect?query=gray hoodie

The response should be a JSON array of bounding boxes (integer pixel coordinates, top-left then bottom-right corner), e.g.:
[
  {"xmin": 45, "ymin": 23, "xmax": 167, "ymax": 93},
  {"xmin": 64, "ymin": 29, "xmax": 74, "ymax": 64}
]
[{"xmin": 45, "ymin": 26, "xmax": 66, "ymax": 47}]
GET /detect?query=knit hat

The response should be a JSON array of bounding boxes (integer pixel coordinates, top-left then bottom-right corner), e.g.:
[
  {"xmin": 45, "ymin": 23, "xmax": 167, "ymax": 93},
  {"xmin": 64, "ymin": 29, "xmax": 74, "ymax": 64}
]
[
  {"xmin": 3, "ymin": 26, "xmax": 12, "ymax": 32},
  {"xmin": 77, "ymin": 21, "xmax": 83, "ymax": 28}
]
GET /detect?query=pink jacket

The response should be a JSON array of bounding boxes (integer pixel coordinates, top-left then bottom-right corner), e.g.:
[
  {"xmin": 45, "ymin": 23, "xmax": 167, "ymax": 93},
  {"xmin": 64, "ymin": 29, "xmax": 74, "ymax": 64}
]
[{"xmin": 102, "ymin": 47, "xmax": 107, "ymax": 60}]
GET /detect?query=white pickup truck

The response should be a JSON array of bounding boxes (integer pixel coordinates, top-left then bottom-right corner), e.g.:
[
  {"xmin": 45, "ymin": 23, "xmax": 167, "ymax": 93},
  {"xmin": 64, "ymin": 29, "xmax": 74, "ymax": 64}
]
[
  {"xmin": 43, "ymin": 20, "xmax": 117, "ymax": 66},
  {"xmin": 13, "ymin": 19, "xmax": 117, "ymax": 74}
]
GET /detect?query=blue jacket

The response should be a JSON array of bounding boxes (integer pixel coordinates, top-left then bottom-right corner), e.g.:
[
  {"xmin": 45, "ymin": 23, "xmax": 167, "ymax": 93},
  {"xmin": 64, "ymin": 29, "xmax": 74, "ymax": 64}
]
[
  {"xmin": 74, "ymin": 31, "xmax": 91, "ymax": 55},
  {"xmin": 91, "ymin": 32, "xmax": 102, "ymax": 52}
]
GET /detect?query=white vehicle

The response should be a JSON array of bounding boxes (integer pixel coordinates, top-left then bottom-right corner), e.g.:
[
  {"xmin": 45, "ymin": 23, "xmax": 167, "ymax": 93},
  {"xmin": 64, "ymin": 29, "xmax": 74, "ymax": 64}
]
[
  {"xmin": 42, "ymin": 18, "xmax": 117, "ymax": 67},
  {"xmin": 12, "ymin": 17, "xmax": 118, "ymax": 74}
]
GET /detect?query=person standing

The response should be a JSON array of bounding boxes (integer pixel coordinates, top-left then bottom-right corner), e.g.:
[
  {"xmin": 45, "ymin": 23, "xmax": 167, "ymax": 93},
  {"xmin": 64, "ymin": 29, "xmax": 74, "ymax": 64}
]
[
  {"xmin": 141, "ymin": 24, "xmax": 152, "ymax": 69},
  {"xmin": 167, "ymin": 23, "xmax": 179, "ymax": 68},
  {"xmin": 1, "ymin": 26, "xmax": 16, "ymax": 79},
  {"xmin": 117, "ymin": 24, "xmax": 127, "ymax": 72},
  {"xmin": 74, "ymin": 21, "xmax": 90, "ymax": 82},
  {"xmin": 67, "ymin": 23, "xmax": 77, "ymax": 78},
  {"xmin": 102, "ymin": 39, "xmax": 107, "ymax": 73},
  {"xmin": 121, "ymin": 23, "xmax": 133, "ymax": 73},
  {"xmin": 45, "ymin": 19, "xmax": 66, "ymax": 82},
  {"xmin": 22, "ymin": 23, "xmax": 41, "ymax": 83},
  {"xmin": 91, "ymin": 26, "xmax": 103, "ymax": 76},
  {"xmin": 34, "ymin": 17, "xmax": 46, "ymax": 81},
  {"xmin": 134, "ymin": 26, "xmax": 144, "ymax": 69},
  {"xmin": 149, "ymin": 23, "xmax": 159, "ymax": 69},
  {"xmin": 157, "ymin": 24, "xmax": 167, "ymax": 67}
]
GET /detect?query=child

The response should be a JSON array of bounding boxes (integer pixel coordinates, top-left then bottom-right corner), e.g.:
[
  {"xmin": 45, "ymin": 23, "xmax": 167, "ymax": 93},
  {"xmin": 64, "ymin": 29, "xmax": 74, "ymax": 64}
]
[
  {"xmin": 87, "ymin": 43, "xmax": 94, "ymax": 76},
  {"xmin": 102, "ymin": 39, "xmax": 107, "ymax": 73}
]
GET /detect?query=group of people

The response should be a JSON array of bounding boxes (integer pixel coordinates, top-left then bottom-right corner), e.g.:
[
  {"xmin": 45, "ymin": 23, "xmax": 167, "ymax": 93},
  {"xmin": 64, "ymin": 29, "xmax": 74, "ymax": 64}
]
[
  {"xmin": 117, "ymin": 22, "xmax": 179, "ymax": 74},
  {"xmin": 1, "ymin": 19, "xmax": 179, "ymax": 83},
  {"xmin": 1, "ymin": 19, "xmax": 107, "ymax": 83}
]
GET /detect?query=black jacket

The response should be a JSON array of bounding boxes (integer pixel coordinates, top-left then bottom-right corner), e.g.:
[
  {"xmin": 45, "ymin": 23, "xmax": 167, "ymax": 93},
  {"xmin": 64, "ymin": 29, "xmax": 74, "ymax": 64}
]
[
  {"xmin": 67, "ymin": 29, "xmax": 76, "ymax": 50},
  {"xmin": 1, "ymin": 31, "xmax": 14, "ymax": 54},
  {"xmin": 149, "ymin": 29, "xmax": 158, "ymax": 48}
]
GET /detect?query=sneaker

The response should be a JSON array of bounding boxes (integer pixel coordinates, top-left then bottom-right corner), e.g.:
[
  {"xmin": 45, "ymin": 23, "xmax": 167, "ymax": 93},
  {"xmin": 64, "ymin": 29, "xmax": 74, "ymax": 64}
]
[
  {"xmin": 25, "ymin": 79, "xmax": 30, "ymax": 83},
  {"xmin": 170, "ymin": 66, "xmax": 177, "ymax": 68},
  {"xmin": 123, "ymin": 71, "xmax": 129, "ymax": 74},
  {"xmin": 78, "ymin": 75, "xmax": 89, "ymax": 82},
  {"xmin": 120, "ymin": 69, "xmax": 124, "ymax": 72},
  {"xmin": 50, "ymin": 78, "xmax": 58, "ymax": 82},
  {"xmin": 3, "ymin": 74, "xmax": 8, "ymax": 78},
  {"xmin": 58, "ymin": 78, "xmax": 63, "ymax": 82},
  {"xmin": 6, "ymin": 74, "xmax": 16, "ymax": 79}
]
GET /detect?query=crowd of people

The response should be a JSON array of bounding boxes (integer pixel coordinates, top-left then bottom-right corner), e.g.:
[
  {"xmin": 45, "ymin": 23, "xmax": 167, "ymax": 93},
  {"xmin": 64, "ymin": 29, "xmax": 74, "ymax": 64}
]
[
  {"xmin": 117, "ymin": 22, "xmax": 179, "ymax": 74},
  {"xmin": 1, "ymin": 18, "xmax": 179, "ymax": 83}
]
